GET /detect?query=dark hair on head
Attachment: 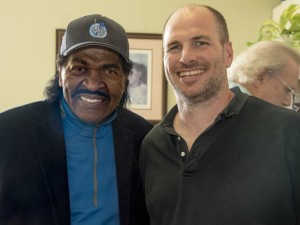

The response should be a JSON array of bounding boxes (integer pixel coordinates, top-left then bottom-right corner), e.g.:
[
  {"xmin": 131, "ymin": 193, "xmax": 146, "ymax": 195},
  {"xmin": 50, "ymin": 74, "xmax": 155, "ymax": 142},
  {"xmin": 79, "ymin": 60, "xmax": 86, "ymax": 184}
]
[
  {"xmin": 43, "ymin": 52, "xmax": 133, "ymax": 108},
  {"xmin": 163, "ymin": 4, "xmax": 229, "ymax": 45},
  {"xmin": 203, "ymin": 5, "xmax": 229, "ymax": 44}
]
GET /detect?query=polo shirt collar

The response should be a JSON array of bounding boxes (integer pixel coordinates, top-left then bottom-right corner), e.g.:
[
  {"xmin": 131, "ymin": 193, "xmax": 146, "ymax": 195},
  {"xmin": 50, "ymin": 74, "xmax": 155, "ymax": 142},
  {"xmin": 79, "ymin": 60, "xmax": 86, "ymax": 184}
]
[{"xmin": 161, "ymin": 87, "xmax": 248, "ymax": 130}]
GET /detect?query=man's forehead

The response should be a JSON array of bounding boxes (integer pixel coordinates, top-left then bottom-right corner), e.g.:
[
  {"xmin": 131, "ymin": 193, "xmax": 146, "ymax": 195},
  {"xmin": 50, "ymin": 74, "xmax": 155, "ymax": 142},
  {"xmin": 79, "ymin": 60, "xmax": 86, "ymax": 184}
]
[
  {"xmin": 165, "ymin": 7, "xmax": 215, "ymax": 31},
  {"xmin": 67, "ymin": 48, "xmax": 121, "ymax": 62},
  {"xmin": 169, "ymin": 6, "xmax": 213, "ymax": 23},
  {"xmin": 163, "ymin": 8, "xmax": 216, "ymax": 47}
]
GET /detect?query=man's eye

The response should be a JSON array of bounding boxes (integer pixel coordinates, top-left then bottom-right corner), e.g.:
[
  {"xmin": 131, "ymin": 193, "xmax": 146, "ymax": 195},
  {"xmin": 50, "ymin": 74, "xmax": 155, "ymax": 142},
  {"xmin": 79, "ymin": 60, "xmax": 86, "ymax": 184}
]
[
  {"xmin": 105, "ymin": 69, "xmax": 114, "ymax": 74},
  {"xmin": 194, "ymin": 41, "xmax": 207, "ymax": 47},
  {"xmin": 70, "ymin": 66, "xmax": 88, "ymax": 75},
  {"xmin": 103, "ymin": 67, "xmax": 119, "ymax": 76},
  {"xmin": 167, "ymin": 45, "xmax": 181, "ymax": 53},
  {"xmin": 286, "ymin": 88, "xmax": 293, "ymax": 95}
]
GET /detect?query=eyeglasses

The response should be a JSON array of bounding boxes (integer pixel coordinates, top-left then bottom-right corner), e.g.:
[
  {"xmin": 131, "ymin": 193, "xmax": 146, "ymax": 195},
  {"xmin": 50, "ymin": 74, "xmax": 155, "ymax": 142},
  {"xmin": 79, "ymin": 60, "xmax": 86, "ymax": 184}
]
[
  {"xmin": 272, "ymin": 71, "xmax": 300, "ymax": 112},
  {"xmin": 292, "ymin": 92, "xmax": 300, "ymax": 112}
]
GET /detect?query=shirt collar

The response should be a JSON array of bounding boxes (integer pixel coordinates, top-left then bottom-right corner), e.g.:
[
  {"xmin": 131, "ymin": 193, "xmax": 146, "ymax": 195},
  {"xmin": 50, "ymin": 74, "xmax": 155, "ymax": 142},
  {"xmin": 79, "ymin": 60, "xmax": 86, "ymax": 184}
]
[
  {"xmin": 229, "ymin": 80, "xmax": 252, "ymax": 96},
  {"xmin": 161, "ymin": 87, "xmax": 248, "ymax": 130},
  {"xmin": 60, "ymin": 97, "xmax": 117, "ymax": 137}
]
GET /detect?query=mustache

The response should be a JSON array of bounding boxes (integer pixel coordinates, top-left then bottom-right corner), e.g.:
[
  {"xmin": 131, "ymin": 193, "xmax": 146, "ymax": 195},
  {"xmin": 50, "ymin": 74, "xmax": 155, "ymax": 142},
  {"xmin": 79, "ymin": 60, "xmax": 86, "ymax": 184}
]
[
  {"xmin": 72, "ymin": 89, "xmax": 110, "ymax": 100},
  {"xmin": 180, "ymin": 62, "xmax": 200, "ymax": 68}
]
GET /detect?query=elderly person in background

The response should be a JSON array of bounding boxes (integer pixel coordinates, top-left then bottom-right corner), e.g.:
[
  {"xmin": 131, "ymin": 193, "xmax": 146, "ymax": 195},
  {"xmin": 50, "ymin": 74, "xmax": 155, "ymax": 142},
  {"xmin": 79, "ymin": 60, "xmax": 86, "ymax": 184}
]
[{"xmin": 228, "ymin": 40, "xmax": 300, "ymax": 108}]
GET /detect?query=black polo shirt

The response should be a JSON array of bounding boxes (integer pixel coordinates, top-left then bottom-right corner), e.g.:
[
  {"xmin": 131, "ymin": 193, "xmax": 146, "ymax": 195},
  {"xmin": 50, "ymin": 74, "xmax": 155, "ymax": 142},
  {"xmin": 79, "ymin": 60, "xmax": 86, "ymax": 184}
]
[{"xmin": 140, "ymin": 89, "xmax": 300, "ymax": 225}]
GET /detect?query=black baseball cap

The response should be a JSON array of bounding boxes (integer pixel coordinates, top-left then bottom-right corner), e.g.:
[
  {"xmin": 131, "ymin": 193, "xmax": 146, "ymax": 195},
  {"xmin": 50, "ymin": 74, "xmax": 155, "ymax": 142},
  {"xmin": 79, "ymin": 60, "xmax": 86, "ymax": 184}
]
[{"xmin": 60, "ymin": 14, "xmax": 130, "ymax": 62}]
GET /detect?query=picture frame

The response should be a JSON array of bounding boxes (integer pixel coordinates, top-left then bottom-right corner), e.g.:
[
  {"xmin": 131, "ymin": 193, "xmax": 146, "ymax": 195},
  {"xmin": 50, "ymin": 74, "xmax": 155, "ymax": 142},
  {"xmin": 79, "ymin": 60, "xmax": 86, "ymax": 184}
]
[
  {"xmin": 56, "ymin": 29, "xmax": 65, "ymax": 56},
  {"xmin": 127, "ymin": 33, "xmax": 166, "ymax": 123},
  {"xmin": 55, "ymin": 29, "xmax": 166, "ymax": 124}
]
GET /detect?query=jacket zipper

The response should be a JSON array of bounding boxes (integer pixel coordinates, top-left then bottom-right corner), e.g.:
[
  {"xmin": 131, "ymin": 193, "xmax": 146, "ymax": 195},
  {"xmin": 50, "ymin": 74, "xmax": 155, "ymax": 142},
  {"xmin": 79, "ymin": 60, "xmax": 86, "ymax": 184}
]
[{"xmin": 93, "ymin": 126, "xmax": 98, "ymax": 207}]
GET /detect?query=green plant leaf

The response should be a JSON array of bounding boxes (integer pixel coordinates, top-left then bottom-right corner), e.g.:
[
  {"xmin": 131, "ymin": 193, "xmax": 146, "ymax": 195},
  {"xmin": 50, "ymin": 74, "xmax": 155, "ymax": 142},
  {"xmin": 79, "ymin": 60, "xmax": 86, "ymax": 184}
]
[
  {"xmin": 257, "ymin": 20, "xmax": 281, "ymax": 41},
  {"xmin": 291, "ymin": 31, "xmax": 300, "ymax": 41},
  {"xmin": 247, "ymin": 3, "xmax": 300, "ymax": 50},
  {"xmin": 279, "ymin": 4, "xmax": 300, "ymax": 30},
  {"xmin": 288, "ymin": 14, "xmax": 300, "ymax": 32},
  {"xmin": 246, "ymin": 42, "xmax": 254, "ymax": 46}
]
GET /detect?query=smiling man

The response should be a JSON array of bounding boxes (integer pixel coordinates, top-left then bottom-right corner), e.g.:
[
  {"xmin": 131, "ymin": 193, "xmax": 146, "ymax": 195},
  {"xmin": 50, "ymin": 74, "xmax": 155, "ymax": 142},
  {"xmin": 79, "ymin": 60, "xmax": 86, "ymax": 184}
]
[
  {"xmin": 0, "ymin": 15, "xmax": 152, "ymax": 225},
  {"xmin": 139, "ymin": 4, "xmax": 300, "ymax": 225}
]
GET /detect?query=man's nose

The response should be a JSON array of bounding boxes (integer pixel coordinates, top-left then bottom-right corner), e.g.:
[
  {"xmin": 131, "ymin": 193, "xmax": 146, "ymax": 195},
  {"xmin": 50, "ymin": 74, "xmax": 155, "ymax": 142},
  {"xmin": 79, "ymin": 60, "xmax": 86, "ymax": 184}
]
[
  {"xmin": 180, "ymin": 46, "xmax": 197, "ymax": 65},
  {"xmin": 83, "ymin": 69, "xmax": 105, "ymax": 91}
]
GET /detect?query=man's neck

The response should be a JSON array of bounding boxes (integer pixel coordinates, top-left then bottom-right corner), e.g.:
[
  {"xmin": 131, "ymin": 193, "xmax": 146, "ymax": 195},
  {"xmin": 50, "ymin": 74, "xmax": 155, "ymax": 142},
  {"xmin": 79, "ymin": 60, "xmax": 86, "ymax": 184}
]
[{"xmin": 174, "ymin": 89, "xmax": 233, "ymax": 151}]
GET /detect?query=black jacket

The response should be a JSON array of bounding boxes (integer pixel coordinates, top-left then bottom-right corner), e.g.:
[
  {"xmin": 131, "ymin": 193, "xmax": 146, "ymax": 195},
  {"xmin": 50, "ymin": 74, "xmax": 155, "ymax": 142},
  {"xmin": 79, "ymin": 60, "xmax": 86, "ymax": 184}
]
[{"xmin": 0, "ymin": 100, "xmax": 152, "ymax": 225}]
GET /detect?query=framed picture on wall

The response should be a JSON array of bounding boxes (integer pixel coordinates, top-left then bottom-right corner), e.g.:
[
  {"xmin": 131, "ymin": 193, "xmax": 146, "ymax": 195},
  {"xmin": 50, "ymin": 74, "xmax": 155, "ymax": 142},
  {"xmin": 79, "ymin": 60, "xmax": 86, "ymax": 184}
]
[
  {"xmin": 127, "ymin": 33, "xmax": 166, "ymax": 123},
  {"xmin": 128, "ymin": 49, "xmax": 152, "ymax": 109},
  {"xmin": 56, "ymin": 29, "xmax": 65, "ymax": 56}
]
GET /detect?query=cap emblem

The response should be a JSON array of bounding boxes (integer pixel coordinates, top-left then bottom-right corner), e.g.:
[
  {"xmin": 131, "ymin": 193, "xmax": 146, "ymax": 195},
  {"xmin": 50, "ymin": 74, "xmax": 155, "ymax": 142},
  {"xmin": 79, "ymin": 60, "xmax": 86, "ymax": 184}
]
[{"xmin": 89, "ymin": 22, "xmax": 107, "ymax": 38}]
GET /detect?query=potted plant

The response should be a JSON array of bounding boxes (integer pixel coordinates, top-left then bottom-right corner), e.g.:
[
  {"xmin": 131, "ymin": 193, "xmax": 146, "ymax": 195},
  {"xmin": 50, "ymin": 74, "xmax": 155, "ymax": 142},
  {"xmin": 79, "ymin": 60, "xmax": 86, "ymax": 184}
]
[{"xmin": 248, "ymin": 4, "xmax": 300, "ymax": 51}]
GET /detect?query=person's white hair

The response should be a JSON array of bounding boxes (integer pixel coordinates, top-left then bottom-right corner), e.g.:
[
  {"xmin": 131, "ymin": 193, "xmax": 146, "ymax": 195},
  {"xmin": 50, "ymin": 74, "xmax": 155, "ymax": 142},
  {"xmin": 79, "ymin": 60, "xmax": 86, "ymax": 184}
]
[{"xmin": 228, "ymin": 41, "xmax": 300, "ymax": 84}]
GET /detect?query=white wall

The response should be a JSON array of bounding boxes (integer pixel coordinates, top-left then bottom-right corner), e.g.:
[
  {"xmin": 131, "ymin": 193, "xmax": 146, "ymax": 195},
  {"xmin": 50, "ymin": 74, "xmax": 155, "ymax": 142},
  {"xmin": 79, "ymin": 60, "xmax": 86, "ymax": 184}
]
[
  {"xmin": 0, "ymin": 0, "xmax": 280, "ymax": 112},
  {"xmin": 273, "ymin": 0, "xmax": 300, "ymax": 21}
]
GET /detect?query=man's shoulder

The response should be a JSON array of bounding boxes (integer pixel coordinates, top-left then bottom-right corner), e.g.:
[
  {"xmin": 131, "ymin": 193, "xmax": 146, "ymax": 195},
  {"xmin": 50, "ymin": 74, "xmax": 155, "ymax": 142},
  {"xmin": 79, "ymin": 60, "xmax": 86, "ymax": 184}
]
[
  {"xmin": 243, "ymin": 96, "xmax": 300, "ymax": 126},
  {"xmin": 0, "ymin": 101, "xmax": 59, "ymax": 128},
  {"xmin": 1, "ymin": 101, "xmax": 43, "ymax": 113}
]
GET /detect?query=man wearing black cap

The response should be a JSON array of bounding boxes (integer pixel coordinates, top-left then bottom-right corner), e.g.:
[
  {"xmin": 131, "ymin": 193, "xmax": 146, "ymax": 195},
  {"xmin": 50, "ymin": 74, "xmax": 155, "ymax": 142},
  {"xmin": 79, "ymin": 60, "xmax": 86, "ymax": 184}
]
[{"xmin": 0, "ymin": 15, "xmax": 151, "ymax": 225}]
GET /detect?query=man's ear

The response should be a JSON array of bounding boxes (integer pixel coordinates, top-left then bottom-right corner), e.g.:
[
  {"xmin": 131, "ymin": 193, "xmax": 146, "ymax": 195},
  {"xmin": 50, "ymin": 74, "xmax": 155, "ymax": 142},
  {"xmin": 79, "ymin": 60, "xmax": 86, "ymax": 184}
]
[{"xmin": 225, "ymin": 41, "xmax": 234, "ymax": 68}]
